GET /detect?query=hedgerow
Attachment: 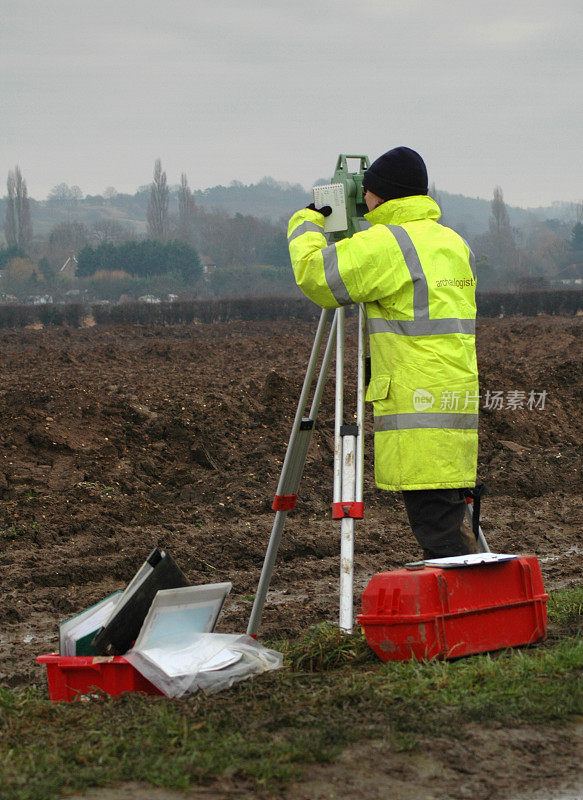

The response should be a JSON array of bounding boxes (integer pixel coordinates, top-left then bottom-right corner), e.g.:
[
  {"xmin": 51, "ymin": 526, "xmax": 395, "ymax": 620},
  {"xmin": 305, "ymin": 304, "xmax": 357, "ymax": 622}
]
[{"xmin": 0, "ymin": 290, "xmax": 580, "ymax": 329}]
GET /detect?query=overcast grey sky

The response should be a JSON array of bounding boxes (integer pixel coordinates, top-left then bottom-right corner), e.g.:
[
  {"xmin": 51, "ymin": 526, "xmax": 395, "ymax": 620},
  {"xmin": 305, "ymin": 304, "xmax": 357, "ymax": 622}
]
[{"xmin": 2, "ymin": 0, "xmax": 581, "ymax": 207}]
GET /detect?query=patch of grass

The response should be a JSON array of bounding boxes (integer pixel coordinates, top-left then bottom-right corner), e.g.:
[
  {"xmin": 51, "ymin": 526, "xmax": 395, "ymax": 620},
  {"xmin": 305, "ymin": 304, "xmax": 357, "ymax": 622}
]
[
  {"xmin": 274, "ymin": 622, "xmax": 376, "ymax": 671},
  {"xmin": 1, "ymin": 587, "xmax": 582, "ymax": 800},
  {"xmin": 376, "ymin": 638, "xmax": 582, "ymax": 729},
  {"xmin": 547, "ymin": 585, "xmax": 583, "ymax": 635}
]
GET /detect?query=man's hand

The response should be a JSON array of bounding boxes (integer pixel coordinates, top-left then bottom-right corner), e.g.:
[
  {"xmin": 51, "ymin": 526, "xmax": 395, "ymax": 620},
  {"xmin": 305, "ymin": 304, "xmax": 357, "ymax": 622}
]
[{"xmin": 306, "ymin": 203, "xmax": 333, "ymax": 217}]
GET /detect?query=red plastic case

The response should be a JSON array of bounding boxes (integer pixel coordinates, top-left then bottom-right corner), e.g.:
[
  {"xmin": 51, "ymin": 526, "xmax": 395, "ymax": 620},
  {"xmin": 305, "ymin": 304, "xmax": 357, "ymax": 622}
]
[
  {"xmin": 36, "ymin": 654, "xmax": 162, "ymax": 702},
  {"xmin": 357, "ymin": 555, "xmax": 548, "ymax": 661}
]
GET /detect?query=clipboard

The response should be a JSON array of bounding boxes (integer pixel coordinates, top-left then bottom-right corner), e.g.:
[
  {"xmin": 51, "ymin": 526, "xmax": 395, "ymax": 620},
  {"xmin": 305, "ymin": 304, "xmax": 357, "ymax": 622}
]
[{"xmin": 312, "ymin": 183, "xmax": 348, "ymax": 233}]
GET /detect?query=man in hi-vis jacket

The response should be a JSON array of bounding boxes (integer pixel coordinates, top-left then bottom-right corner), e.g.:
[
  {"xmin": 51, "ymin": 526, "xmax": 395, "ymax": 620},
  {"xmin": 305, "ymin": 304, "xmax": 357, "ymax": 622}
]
[{"xmin": 287, "ymin": 147, "xmax": 479, "ymax": 558}]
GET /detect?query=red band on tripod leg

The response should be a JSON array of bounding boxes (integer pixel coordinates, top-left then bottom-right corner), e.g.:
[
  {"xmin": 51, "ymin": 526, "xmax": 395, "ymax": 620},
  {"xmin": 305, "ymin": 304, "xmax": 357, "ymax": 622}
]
[
  {"xmin": 332, "ymin": 501, "xmax": 364, "ymax": 519},
  {"xmin": 272, "ymin": 494, "xmax": 297, "ymax": 511}
]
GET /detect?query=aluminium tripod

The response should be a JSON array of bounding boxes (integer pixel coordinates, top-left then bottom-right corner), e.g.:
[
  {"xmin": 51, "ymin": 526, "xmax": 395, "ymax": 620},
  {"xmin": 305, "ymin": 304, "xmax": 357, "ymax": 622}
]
[
  {"xmin": 247, "ymin": 305, "xmax": 366, "ymax": 636},
  {"xmin": 246, "ymin": 304, "xmax": 491, "ymax": 638}
]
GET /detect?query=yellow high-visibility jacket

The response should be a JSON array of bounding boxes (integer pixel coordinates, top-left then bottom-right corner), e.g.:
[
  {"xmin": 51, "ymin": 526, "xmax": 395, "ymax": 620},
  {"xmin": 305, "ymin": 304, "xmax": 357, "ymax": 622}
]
[{"xmin": 288, "ymin": 195, "xmax": 478, "ymax": 491}]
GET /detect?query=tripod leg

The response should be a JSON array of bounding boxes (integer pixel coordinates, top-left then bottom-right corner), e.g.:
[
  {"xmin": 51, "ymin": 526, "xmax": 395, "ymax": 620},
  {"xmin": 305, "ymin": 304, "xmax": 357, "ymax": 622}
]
[
  {"xmin": 333, "ymin": 307, "xmax": 357, "ymax": 633},
  {"xmin": 274, "ymin": 309, "xmax": 330, "ymax": 499},
  {"xmin": 336, "ymin": 305, "xmax": 366, "ymax": 633},
  {"xmin": 247, "ymin": 509, "xmax": 289, "ymax": 637},
  {"xmin": 339, "ymin": 434, "xmax": 356, "ymax": 632},
  {"xmin": 465, "ymin": 503, "xmax": 490, "ymax": 553},
  {"xmin": 247, "ymin": 309, "xmax": 337, "ymax": 637},
  {"xmin": 355, "ymin": 305, "xmax": 366, "ymax": 507},
  {"xmin": 333, "ymin": 308, "xmax": 345, "ymax": 508}
]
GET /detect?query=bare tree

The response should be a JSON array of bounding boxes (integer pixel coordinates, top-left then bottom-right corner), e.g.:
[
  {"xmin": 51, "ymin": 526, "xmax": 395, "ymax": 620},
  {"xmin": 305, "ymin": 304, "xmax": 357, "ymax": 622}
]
[
  {"xmin": 4, "ymin": 171, "xmax": 17, "ymax": 247},
  {"xmin": 177, "ymin": 173, "xmax": 197, "ymax": 246},
  {"xmin": 14, "ymin": 167, "xmax": 33, "ymax": 250},
  {"xmin": 147, "ymin": 159, "xmax": 169, "ymax": 241},
  {"xmin": 4, "ymin": 166, "xmax": 33, "ymax": 250},
  {"xmin": 571, "ymin": 201, "xmax": 583, "ymax": 225},
  {"xmin": 48, "ymin": 183, "xmax": 74, "ymax": 203},
  {"xmin": 571, "ymin": 221, "xmax": 583, "ymax": 251},
  {"xmin": 48, "ymin": 221, "xmax": 90, "ymax": 267},
  {"xmin": 92, "ymin": 219, "xmax": 131, "ymax": 245},
  {"xmin": 488, "ymin": 186, "xmax": 517, "ymax": 268},
  {"xmin": 48, "ymin": 182, "xmax": 83, "ymax": 220}
]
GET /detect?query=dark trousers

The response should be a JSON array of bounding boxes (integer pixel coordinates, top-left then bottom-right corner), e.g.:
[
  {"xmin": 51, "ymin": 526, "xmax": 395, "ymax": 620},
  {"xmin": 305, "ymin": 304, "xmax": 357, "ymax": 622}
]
[{"xmin": 402, "ymin": 489, "xmax": 476, "ymax": 559}]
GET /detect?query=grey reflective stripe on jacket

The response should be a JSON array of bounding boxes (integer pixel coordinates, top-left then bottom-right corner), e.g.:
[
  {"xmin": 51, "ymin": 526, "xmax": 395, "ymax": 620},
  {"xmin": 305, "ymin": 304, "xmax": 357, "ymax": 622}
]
[
  {"xmin": 386, "ymin": 225, "xmax": 429, "ymax": 319},
  {"xmin": 287, "ymin": 220, "xmax": 324, "ymax": 242},
  {"xmin": 367, "ymin": 318, "xmax": 475, "ymax": 336},
  {"xmin": 322, "ymin": 244, "xmax": 352, "ymax": 305},
  {"xmin": 374, "ymin": 413, "xmax": 479, "ymax": 431},
  {"xmin": 372, "ymin": 224, "xmax": 475, "ymax": 335}
]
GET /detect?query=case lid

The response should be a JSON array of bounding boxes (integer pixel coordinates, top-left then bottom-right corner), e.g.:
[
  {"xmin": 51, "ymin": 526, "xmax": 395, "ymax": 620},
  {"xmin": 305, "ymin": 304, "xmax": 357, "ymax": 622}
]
[{"xmin": 358, "ymin": 555, "xmax": 546, "ymax": 623}]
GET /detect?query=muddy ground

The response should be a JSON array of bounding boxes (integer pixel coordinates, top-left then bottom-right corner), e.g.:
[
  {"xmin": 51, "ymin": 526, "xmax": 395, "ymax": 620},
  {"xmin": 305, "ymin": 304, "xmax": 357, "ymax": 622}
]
[{"xmin": 0, "ymin": 314, "xmax": 581, "ymax": 799}]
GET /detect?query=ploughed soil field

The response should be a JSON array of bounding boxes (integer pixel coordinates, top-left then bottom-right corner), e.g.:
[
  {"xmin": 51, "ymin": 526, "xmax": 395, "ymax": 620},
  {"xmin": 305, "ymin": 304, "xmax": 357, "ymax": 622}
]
[{"xmin": 1, "ymin": 313, "xmax": 582, "ymax": 800}]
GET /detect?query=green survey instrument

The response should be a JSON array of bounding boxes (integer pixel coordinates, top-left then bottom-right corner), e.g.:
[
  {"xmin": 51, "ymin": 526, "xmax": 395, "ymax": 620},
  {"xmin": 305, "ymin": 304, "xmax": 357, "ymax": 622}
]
[
  {"xmin": 312, "ymin": 154, "xmax": 370, "ymax": 239},
  {"xmin": 330, "ymin": 153, "xmax": 370, "ymax": 240}
]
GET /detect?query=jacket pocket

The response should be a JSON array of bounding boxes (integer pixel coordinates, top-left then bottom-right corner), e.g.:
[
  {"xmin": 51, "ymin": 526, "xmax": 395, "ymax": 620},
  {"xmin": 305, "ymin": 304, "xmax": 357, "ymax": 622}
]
[{"xmin": 365, "ymin": 375, "xmax": 391, "ymax": 403}]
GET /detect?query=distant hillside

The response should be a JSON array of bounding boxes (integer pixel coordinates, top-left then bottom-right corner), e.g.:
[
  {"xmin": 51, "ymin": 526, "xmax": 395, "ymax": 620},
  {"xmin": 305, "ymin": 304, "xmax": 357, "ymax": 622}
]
[
  {"xmin": 437, "ymin": 191, "xmax": 566, "ymax": 235},
  {"xmin": 0, "ymin": 178, "xmax": 312, "ymax": 240},
  {"xmin": 192, "ymin": 177, "xmax": 311, "ymax": 220},
  {"xmin": 0, "ymin": 177, "xmax": 573, "ymax": 241}
]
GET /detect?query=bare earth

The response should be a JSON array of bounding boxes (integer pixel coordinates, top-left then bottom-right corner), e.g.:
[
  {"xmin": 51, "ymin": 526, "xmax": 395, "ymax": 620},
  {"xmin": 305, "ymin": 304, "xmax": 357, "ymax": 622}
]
[{"xmin": 1, "ymin": 314, "xmax": 581, "ymax": 799}]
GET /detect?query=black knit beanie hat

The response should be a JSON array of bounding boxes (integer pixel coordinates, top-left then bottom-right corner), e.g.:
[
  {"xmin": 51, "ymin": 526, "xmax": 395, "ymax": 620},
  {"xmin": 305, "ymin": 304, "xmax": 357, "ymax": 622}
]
[{"xmin": 362, "ymin": 147, "xmax": 428, "ymax": 201}]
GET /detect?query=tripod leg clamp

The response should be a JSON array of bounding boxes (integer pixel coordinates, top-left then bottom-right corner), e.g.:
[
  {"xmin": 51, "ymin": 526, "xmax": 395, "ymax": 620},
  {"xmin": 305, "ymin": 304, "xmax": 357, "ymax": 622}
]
[{"xmin": 332, "ymin": 501, "xmax": 364, "ymax": 519}]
